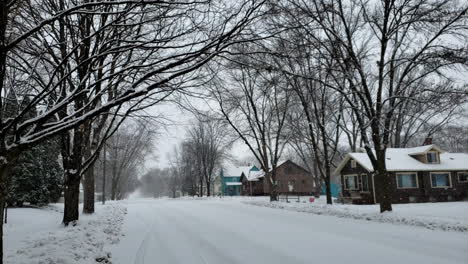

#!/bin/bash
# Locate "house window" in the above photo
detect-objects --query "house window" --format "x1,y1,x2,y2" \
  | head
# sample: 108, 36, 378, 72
288, 180, 295, 191
396, 173, 418, 189
344, 175, 358, 190
426, 152, 439, 164
430, 172, 451, 188
351, 160, 357, 168
458, 172, 468, 183
361, 174, 369, 191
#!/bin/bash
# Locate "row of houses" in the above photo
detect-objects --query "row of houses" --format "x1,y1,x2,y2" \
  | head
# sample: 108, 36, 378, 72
221, 143, 468, 204
221, 160, 315, 197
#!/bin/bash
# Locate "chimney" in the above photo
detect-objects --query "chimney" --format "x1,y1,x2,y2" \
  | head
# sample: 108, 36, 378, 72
423, 137, 433, 146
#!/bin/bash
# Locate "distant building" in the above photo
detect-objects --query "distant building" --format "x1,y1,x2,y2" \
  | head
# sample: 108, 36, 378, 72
241, 160, 315, 196
334, 144, 468, 204
221, 165, 259, 196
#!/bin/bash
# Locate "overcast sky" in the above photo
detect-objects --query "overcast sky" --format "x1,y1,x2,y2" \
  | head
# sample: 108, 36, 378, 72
142, 96, 251, 170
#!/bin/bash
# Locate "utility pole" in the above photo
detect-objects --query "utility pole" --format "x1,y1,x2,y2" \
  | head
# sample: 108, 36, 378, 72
102, 143, 106, 205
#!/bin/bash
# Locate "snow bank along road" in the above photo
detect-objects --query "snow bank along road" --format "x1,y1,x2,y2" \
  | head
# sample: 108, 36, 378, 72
5, 203, 125, 264
110, 199, 468, 264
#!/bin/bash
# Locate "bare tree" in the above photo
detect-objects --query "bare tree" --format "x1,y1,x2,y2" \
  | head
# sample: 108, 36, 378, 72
279, 0, 468, 212
0, 0, 265, 259
187, 116, 231, 196
105, 120, 156, 200
165, 141, 200, 196
410, 123, 468, 153
169, 142, 198, 196
277, 37, 344, 204
211, 52, 292, 201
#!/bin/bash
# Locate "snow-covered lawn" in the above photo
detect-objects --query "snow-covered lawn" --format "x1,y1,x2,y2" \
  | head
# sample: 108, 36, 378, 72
5, 203, 126, 264
244, 196, 468, 232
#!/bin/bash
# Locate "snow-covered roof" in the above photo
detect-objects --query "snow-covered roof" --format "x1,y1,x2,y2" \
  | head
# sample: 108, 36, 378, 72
335, 145, 468, 174
226, 182, 242, 186
405, 145, 444, 155
246, 170, 265, 181
223, 166, 252, 177
243, 160, 308, 182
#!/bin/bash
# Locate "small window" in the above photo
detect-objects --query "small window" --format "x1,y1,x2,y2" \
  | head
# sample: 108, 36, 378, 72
361, 174, 369, 191
458, 172, 468, 183
351, 160, 357, 168
396, 173, 418, 189
431, 172, 451, 188
302, 179, 306, 184
344, 175, 358, 190
426, 152, 439, 164
288, 180, 295, 191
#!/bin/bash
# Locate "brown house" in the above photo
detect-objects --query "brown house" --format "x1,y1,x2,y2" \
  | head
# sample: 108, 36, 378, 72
334, 145, 468, 204
241, 160, 315, 196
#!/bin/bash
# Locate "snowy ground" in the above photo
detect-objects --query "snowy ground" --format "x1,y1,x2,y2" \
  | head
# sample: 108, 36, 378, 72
244, 196, 468, 232
5, 203, 126, 264
5, 198, 468, 264
110, 198, 467, 264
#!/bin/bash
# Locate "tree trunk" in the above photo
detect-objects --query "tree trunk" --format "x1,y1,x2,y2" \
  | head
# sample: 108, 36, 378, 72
101, 144, 107, 204
0, 144, 16, 264
102, 150, 106, 204
0, 164, 8, 264
63, 171, 81, 225
324, 173, 332, 205
206, 180, 211, 197
82, 166, 95, 214
324, 163, 333, 205
111, 160, 118, 200
270, 185, 278, 201
0, 197, 3, 264
111, 177, 117, 200
269, 171, 278, 202
375, 162, 393, 212
198, 176, 203, 197
0, 2, 9, 260
313, 161, 321, 198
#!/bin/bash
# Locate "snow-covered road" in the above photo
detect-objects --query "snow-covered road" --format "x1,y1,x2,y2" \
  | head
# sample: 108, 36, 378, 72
110, 199, 468, 264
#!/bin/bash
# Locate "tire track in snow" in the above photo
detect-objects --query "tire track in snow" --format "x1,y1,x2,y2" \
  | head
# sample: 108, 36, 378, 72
133, 204, 181, 264
157, 203, 236, 264
133, 205, 157, 264
162, 202, 308, 264
133, 202, 208, 264
134, 230, 151, 264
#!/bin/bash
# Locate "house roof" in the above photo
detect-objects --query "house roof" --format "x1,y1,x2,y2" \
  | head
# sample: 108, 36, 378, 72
242, 160, 309, 182
223, 166, 252, 177
246, 170, 265, 181
334, 145, 468, 174
405, 145, 444, 155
